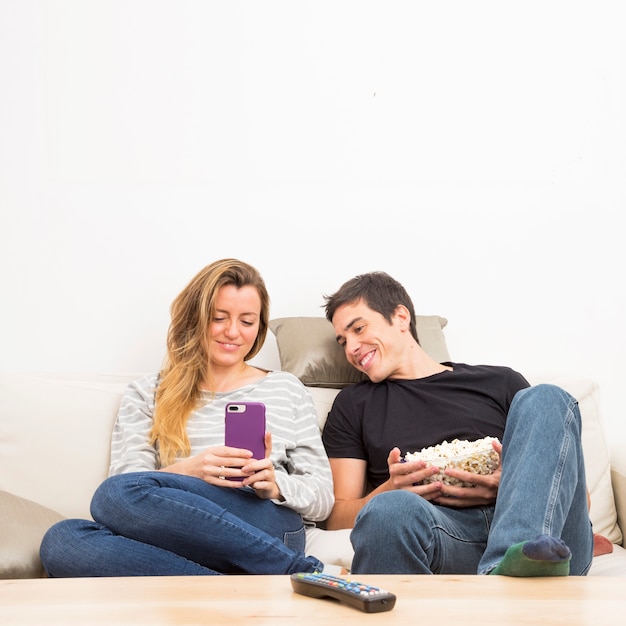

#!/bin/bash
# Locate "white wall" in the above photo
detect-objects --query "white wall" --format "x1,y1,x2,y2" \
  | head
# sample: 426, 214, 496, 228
1, 2, 625, 440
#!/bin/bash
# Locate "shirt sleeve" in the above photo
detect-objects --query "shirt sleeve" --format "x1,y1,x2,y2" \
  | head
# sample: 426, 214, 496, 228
502, 367, 532, 409
269, 375, 335, 523
321, 386, 367, 460
108, 375, 160, 476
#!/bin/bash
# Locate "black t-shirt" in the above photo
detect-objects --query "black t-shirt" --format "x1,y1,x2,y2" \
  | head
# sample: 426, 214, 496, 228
321, 362, 530, 490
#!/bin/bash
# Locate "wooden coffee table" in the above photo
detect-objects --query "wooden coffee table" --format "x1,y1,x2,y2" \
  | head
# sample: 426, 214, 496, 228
1, 574, 624, 624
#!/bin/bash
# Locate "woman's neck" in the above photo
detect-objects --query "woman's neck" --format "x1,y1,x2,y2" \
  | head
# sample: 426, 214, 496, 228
202, 363, 267, 393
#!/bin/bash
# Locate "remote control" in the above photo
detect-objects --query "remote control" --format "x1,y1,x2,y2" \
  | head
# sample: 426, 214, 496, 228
290, 572, 396, 613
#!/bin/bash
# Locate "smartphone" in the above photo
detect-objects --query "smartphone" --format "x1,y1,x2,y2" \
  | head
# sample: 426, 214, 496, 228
224, 402, 266, 480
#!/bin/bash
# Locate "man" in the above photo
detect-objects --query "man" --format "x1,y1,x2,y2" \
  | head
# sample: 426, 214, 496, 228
321, 271, 593, 576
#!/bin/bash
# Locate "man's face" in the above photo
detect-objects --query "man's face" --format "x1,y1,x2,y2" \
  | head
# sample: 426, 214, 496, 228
331, 299, 405, 383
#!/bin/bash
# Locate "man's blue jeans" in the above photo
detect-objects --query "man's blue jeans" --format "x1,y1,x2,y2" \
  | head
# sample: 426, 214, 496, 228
40, 472, 324, 576
350, 384, 594, 575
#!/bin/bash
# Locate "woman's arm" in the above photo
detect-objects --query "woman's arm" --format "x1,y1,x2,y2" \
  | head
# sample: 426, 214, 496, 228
269, 375, 335, 522
108, 375, 160, 475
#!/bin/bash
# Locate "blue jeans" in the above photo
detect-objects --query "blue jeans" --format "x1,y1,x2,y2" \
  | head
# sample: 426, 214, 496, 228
40, 472, 324, 577
350, 384, 594, 575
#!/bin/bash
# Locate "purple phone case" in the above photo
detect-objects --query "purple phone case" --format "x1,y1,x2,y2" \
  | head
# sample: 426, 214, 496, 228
225, 402, 266, 467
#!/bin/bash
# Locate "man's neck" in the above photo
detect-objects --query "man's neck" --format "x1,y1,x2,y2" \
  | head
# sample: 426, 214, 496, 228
391, 343, 453, 380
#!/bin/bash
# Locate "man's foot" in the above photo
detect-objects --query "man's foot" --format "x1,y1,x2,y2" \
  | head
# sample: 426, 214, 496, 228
489, 534, 571, 577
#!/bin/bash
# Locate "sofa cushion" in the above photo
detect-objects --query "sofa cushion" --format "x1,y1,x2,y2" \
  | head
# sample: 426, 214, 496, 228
0, 490, 64, 578
305, 526, 353, 570
269, 315, 449, 388
0, 372, 138, 519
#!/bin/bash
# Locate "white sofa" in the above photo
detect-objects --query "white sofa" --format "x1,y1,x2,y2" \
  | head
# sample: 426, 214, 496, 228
1, 316, 625, 578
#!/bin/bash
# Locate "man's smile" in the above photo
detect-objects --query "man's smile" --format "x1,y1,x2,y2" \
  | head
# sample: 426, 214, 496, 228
359, 350, 376, 369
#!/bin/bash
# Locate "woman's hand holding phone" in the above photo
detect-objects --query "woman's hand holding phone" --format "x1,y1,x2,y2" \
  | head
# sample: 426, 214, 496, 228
223, 402, 280, 499
160, 445, 254, 485
161, 402, 280, 497
240, 432, 281, 500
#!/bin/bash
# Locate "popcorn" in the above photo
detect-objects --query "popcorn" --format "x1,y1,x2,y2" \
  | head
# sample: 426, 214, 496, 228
404, 437, 500, 487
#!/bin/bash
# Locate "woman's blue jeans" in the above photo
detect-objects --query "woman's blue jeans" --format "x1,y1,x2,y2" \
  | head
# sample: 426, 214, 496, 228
350, 384, 594, 575
40, 472, 324, 577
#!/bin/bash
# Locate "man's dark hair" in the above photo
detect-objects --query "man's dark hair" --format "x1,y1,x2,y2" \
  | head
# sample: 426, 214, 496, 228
323, 271, 419, 343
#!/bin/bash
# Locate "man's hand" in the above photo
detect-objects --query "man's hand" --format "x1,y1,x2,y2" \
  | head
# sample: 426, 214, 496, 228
389, 439, 502, 508
387, 447, 444, 501
432, 438, 502, 508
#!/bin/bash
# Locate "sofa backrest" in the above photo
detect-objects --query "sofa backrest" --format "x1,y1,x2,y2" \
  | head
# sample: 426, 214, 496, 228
0, 372, 138, 519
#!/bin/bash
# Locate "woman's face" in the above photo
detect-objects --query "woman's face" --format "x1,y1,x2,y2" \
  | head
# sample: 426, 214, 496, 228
208, 284, 261, 369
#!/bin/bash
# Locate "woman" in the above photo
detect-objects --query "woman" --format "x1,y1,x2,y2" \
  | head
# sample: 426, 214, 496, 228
40, 259, 337, 576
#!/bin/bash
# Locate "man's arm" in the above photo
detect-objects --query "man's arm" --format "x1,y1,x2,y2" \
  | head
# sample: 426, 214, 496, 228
325, 448, 460, 529
324, 458, 368, 529
324, 458, 385, 529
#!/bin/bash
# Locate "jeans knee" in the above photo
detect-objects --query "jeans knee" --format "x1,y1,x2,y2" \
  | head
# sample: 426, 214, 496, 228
520, 383, 576, 405
512, 384, 579, 422
354, 491, 428, 535
90, 472, 146, 525
90, 472, 160, 522
516, 382, 570, 403
91, 475, 120, 520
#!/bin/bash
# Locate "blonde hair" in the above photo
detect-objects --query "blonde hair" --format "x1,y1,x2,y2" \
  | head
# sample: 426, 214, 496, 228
150, 259, 270, 466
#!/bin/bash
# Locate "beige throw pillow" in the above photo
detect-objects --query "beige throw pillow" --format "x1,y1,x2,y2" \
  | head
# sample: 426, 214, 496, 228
0, 490, 65, 579
269, 315, 449, 388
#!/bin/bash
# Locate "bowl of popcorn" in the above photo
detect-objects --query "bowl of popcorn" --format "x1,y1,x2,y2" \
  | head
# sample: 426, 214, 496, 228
404, 436, 500, 487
